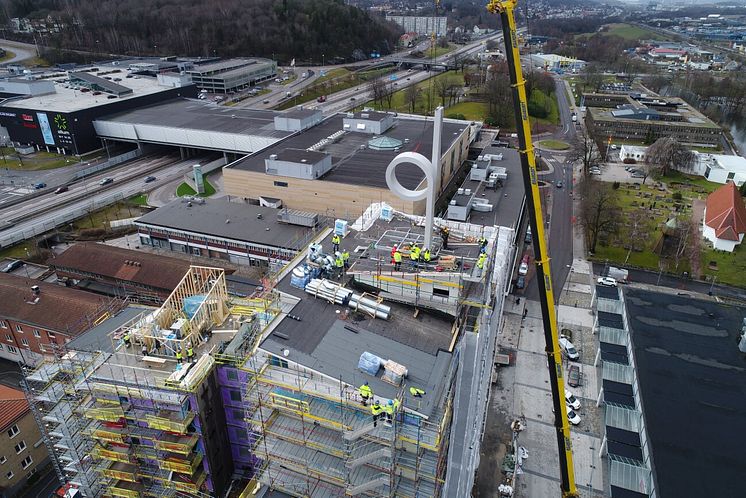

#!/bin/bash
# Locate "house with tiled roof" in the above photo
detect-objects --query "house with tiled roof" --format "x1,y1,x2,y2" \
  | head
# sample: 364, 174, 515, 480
703, 181, 746, 252
0, 384, 48, 496
0, 273, 121, 365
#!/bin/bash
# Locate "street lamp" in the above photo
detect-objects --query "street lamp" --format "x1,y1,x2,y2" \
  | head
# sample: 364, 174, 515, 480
322, 54, 325, 67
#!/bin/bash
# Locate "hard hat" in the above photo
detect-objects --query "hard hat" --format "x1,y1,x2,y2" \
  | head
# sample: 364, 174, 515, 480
364, 381, 369, 386
388, 400, 393, 406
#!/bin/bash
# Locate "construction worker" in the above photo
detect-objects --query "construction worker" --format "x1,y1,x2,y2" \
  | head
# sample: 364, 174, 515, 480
335, 253, 344, 278
441, 226, 449, 249
423, 248, 431, 263
331, 234, 341, 253
478, 235, 488, 251
358, 382, 373, 406
141, 344, 148, 357
409, 387, 426, 398
409, 244, 420, 267
393, 248, 402, 271
390, 244, 398, 264
175, 349, 183, 364
342, 249, 350, 269
187, 344, 195, 363
477, 252, 487, 271
371, 400, 384, 427
123, 332, 131, 348
384, 399, 400, 424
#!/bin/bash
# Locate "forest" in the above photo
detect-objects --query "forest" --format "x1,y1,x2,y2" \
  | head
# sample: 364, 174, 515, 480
0, 0, 402, 62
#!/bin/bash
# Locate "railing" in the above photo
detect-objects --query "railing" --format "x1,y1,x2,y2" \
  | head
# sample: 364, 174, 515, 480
84, 406, 125, 422
158, 453, 203, 475
72, 149, 143, 180
144, 412, 195, 434
153, 434, 199, 455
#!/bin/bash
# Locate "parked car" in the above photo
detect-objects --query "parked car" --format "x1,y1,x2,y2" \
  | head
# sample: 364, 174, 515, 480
597, 276, 617, 287
516, 275, 526, 289
565, 389, 581, 410
144, 176, 157, 183
34, 182, 47, 189
99, 177, 114, 186
590, 169, 601, 175
524, 226, 532, 244
566, 408, 582, 425
556, 181, 563, 188
350, 97, 356, 101
559, 335, 579, 361
2, 260, 23, 273
631, 172, 645, 178
54, 186, 68, 194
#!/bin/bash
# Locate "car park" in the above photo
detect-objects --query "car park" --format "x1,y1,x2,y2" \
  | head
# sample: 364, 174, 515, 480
566, 408, 582, 425
559, 335, 579, 361
144, 176, 157, 183
597, 276, 617, 287
565, 389, 581, 410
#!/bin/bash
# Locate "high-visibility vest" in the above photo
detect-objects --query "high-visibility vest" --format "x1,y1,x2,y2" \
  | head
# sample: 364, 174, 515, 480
332, 235, 341, 245
479, 236, 487, 246
176, 351, 183, 360
187, 347, 194, 357
477, 255, 487, 269
409, 387, 425, 396
371, 403, 383, 415
423, 250, 431, 262
358, 384, 372, 398
393, 251, 402, 263
384, 399, 400, 414
335, 257, 344, 268
123, 333, 130, 342
342, 251, 350, 261
410, 247, 420, 260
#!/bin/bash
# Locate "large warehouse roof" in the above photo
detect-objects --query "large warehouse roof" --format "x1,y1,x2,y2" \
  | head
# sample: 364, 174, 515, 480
94, 98, 295, 153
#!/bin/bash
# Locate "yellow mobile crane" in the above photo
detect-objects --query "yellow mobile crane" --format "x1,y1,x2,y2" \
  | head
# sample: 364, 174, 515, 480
486, 1, 579, 496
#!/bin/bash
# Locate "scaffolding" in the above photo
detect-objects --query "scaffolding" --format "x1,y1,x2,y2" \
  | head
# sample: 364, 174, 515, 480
239, 348, 455, 498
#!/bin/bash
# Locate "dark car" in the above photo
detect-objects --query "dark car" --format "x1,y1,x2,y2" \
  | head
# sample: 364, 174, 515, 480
34, 182, 47, 189
2, 260, 23, 273
556, 181, 563, 188
99, 177, 114, 186
516, 275, 526, 289
144, 176, 157, 183
54, 186, 69, 194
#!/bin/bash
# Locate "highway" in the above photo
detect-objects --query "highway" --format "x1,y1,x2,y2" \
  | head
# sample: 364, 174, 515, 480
0, 154, 207, 247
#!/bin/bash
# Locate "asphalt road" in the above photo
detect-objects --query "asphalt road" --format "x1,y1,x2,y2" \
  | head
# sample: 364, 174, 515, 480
0, 38, 36, 63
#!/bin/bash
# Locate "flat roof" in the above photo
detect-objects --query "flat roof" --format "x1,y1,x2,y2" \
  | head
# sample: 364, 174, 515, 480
229, 114, 470, 190
188, 58, 269, 74
625, 288, 746, 498
66, 305, 152, 353
260, 258, 456, 417
69, 71, 132, 95
97, 98, 292, 139
2, 69, 181, 113
135, 197, 314, 250
274, 148, 328, 164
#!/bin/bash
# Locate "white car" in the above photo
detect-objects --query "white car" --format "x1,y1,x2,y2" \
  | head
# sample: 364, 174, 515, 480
566, 408, 582, 425
559, 335, 579, 361
597, 276, 617, 287
518, 262, 528, 275
565, 389, 581, 410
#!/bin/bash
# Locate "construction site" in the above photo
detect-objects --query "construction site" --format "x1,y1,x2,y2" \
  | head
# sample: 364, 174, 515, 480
21, 201, 515, 498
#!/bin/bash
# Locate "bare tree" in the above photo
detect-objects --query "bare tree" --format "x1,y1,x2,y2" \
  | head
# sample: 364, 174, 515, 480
435, 77, 452, 107
639, 163, 652, 185
625, 209, 653, 263
367, 78, 386, 106
383, 80, 396, 108
404, 84, 419, 114
567, 131, 600, 177
646, 137, 695, 177
579, 179, 620, 254
582, 63, 604, 93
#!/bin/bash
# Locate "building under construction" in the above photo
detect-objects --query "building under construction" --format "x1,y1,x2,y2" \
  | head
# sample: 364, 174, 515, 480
22, 204, 515, 497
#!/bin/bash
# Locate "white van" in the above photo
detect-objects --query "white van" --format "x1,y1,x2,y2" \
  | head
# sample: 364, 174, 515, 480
559, 335, 579, 361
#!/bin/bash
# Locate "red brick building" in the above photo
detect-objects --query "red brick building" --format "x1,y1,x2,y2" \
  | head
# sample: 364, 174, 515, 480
0, 273, 117, 365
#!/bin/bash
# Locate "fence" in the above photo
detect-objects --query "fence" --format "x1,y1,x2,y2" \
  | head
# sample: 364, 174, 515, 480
72, 149, 143, 180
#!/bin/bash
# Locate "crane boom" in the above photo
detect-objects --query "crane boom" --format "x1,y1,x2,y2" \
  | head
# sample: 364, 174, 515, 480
486, 1, 579, 496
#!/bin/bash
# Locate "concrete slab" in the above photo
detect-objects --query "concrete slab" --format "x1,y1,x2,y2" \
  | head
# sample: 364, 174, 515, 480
566, 282, 592, 294
518, 323, 550, 355
570, 258, 591, 275
514, 384, 553, 424
514, 348, 551, 391
557, 305, 595, 328
516, 472, 561, 498
570, 431, 604, 492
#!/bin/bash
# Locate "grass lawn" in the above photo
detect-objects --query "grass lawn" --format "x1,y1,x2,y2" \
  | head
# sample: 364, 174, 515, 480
537, 139, 570, 150
601, 23, 670, 42
176, 178, 216, 197
316, 68, 350, 85
531, 91, 560, 126
445, 101, 489, 121
73, 202, 142, 230
428, 43, 457, 58
129, 194, 148, 206
366, 71, 466, 114
278, 67, 396, 110
280, 74, 298, 85
700, 246, 746, 287
0, 149, 85, 171
0, 243, 36, 261
660, 170, 720, 195
0, 49, 16, 63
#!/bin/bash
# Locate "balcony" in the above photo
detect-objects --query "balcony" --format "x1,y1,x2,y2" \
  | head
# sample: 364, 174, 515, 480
159, 453, 203, 475
144, 411, 195, 434
108, 480, 143, 498
101, 462, 138, 482
92, 445, 131, 464
85, 406, 125, 422
91, 427, 127, 444
153, 434, 199, 455
169, 469, 207, 493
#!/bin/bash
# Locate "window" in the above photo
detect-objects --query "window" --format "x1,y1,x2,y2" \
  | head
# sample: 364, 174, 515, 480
33, 330, 40, 338
5, 471, 13, 480
273, 181, 288, 187
14, 441, 26, 454
0, 320, 7, 328
0, 344, 3, 351
226, 369, 238, 381
432, 287, 450, 298
191, 247, 201, 256
15, 325, 22, 332
20, 456, 32, 469
6, 346, 17, 354
20, 338, 29, 347
47, 332, 55, 340
6, 426, 18, 439
229, 390, 241, 402
4, 334, 11, 341
0, 456, 6, 464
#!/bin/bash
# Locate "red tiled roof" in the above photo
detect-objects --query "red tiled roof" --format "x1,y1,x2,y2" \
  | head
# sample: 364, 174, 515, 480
0, 272, 108, 335
0, 384, 29, 431
705, 182, 746, 242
